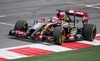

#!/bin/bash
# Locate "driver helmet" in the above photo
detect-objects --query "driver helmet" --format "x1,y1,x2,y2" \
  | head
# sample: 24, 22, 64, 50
51, 16, 59, 23
41, 17, 45, 23
58, 12, 66, 20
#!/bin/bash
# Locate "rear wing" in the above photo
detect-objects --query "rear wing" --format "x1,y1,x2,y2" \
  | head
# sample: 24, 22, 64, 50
57, 9, 88, 21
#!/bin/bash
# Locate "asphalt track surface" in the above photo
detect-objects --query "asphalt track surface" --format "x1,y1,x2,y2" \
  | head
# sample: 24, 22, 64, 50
0, 0, 100, 49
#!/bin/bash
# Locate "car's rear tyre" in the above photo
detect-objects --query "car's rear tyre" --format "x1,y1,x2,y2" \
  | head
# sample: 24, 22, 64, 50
82, 24, 96, 41
14, 20, 28, 32
53, 27, 65, 45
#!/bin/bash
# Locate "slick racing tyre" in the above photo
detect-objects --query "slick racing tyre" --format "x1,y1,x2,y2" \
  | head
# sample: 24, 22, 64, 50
53, 27, 65, 45
82, 24, 96, 41
14, 20, 28, 32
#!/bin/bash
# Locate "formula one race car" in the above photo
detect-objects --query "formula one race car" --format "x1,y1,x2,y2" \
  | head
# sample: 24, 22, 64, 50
9, 9, 96, 45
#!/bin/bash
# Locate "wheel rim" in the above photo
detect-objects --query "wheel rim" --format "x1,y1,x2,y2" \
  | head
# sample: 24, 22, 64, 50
22, 22, 28, 31
59, 28, 65, 44
91, 26, 96, 40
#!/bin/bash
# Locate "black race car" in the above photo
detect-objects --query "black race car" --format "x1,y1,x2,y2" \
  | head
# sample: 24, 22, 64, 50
9, 9, 96, 45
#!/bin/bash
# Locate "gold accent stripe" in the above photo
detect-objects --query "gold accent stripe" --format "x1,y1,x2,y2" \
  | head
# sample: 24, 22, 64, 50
67, 2, 87, 6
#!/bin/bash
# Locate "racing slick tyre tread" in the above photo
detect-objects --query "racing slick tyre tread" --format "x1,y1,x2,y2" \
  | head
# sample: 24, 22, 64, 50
53, 27, 65, 45
82, 24, 96, 41
14, 20, 28, 32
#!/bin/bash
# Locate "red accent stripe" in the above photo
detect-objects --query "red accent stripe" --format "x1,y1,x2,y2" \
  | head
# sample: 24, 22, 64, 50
8, 47, 53, 56
61, 42, 93, 50
0, 57, 7, 61
95, 36, 100, 40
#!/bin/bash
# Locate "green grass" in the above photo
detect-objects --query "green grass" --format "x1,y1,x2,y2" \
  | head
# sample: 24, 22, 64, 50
7, 45, 100, 61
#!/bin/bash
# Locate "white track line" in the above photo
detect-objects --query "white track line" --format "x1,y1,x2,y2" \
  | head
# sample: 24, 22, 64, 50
86, 5, 100, 9
67, 2, 100, 9
86, 3, 100, 9
89, 3, 100, 5
0, 22, 14, 26
0, 15, 6, 17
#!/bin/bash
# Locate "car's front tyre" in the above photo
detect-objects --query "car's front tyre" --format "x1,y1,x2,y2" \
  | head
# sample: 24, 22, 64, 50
14, 20, 28, 32
53, 27, 65, 45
